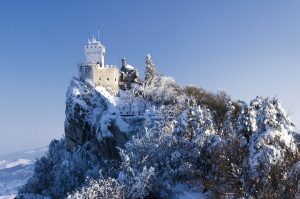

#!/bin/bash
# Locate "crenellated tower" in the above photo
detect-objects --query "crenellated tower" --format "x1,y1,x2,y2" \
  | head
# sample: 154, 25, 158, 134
78, 37, 119, 95
84, 36, 105, 67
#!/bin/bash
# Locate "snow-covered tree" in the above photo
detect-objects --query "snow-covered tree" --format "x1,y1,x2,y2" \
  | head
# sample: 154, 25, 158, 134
246, 97, 299, 198
140, 75, 180, 105
222, 95, 236, 138
175, 99, 216, 142
237, 99, 259, 145
67, 177, 124, 199
19, 139, 101, 198
144, 54, 157, 84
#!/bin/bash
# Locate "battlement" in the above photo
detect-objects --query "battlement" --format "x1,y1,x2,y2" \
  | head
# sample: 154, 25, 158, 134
105, 65, 117, 68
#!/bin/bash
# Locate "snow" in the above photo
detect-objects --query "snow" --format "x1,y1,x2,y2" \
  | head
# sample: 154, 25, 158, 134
95, 86, 117, 110
73, 98, 88, 109
0, 159, 33, 170
97, 111, 113, 141
125, 64, 135, 70
249, 128, 297, 177
115, 117, 131, 133
172, 183, 206, 199
175, 191, 206, 199
0, 195, 15, 199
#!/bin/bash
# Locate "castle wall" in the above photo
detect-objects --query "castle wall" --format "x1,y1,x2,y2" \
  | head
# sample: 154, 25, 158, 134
93, 66, 119, 95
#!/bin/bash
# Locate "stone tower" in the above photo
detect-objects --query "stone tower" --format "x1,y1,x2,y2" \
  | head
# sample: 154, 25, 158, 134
78, 37, 119, 95
84, 36, 105, 67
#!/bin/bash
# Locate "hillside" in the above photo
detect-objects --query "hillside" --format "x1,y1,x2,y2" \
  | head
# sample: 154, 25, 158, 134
17, 56, 300, 199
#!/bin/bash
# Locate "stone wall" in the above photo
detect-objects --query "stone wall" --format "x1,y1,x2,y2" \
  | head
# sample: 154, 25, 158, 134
93, 66, 119, 95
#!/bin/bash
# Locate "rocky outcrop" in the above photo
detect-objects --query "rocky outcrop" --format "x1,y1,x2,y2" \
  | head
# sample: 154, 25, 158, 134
64, 78, 144, 159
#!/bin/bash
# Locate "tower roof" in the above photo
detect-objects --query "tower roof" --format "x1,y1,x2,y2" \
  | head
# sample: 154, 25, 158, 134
88, 36, 102, 44
84, 35, 105, 64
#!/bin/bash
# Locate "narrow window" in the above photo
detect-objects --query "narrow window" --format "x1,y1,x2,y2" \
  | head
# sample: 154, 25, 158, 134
107, 78, 109, 81
115, 78, 117, 81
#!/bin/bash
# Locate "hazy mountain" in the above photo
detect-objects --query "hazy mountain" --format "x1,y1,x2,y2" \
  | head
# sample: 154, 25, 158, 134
0, 147, 47, 198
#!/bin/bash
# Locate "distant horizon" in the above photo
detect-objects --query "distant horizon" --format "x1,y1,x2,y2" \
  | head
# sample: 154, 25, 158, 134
0, 1, 300, 154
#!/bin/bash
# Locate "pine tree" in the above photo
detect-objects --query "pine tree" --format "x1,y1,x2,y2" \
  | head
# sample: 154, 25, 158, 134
237, 100, 258, 145
222, 95, 236, 138
246, 97, 299, 198
195, 105, 215, 138
175, 99, 216, 142
144, 54, 157, 84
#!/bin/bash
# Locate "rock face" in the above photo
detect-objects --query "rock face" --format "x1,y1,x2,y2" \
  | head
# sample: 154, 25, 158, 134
64, 78, 144, 159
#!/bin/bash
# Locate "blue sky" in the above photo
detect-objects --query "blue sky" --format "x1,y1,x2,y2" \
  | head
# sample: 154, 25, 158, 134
0, 1, 300, 154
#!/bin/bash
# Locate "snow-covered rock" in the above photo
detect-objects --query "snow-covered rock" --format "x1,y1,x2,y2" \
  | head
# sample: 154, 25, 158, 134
65, 77, 146, 159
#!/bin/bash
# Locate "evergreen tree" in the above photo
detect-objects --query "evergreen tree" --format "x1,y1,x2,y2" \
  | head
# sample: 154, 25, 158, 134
222, 95, 236, 138
237, 99, 259, 145
144, 54, 157, 84
175, 99, 216, 142
246, 97, 298, 198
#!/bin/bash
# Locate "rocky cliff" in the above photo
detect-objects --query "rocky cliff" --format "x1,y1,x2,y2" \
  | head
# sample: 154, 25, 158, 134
65, 78, 144, 159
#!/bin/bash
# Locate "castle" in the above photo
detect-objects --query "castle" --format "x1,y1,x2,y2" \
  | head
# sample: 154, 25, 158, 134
78, 37, 139, 95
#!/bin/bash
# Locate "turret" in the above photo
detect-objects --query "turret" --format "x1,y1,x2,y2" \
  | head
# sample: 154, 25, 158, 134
120, 58, 127, 73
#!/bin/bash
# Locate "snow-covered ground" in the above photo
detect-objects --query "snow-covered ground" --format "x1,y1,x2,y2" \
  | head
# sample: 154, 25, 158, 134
172, 183, 207, 199
0, 147, 47, 197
